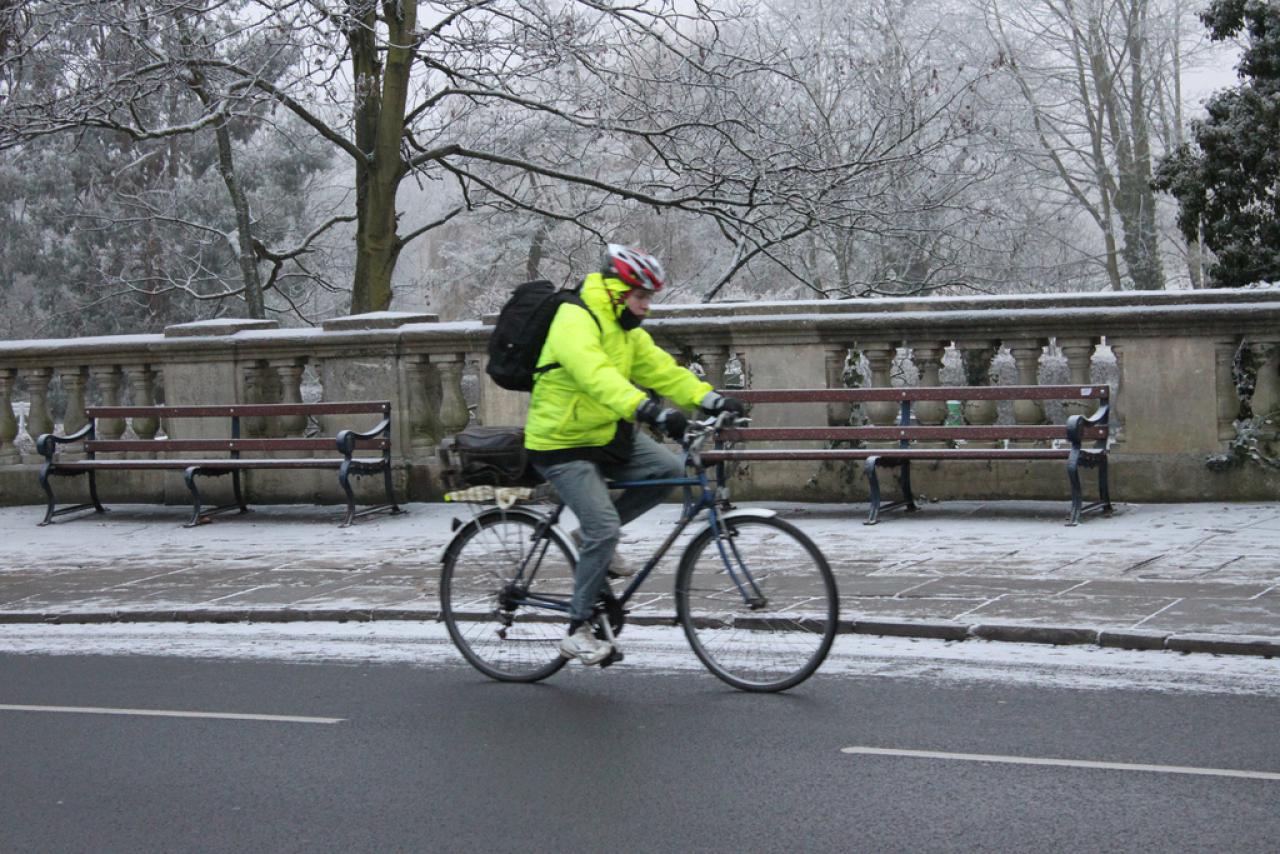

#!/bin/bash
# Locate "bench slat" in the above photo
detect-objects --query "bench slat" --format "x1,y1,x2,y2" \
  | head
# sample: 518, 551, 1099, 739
701, 448, 1099, 462
730, 385, 1109, 403
85, 402, 391, 418
720, 426, 1108, 442
84, 438, 389, 453
47, 458, 389, 471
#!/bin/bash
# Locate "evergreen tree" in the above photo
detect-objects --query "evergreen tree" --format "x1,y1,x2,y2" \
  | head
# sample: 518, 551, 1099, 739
1155, 0, 1280, 286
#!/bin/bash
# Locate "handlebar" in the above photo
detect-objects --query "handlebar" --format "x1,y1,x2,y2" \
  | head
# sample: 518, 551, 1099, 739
682, 410, 748, 457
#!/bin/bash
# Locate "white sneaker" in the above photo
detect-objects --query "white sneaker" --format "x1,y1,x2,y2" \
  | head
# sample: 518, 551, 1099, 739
570, 530, 637, 578
559, 625, 613, 665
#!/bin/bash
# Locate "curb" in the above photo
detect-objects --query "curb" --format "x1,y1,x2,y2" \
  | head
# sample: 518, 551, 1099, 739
1, 609, 1276, 659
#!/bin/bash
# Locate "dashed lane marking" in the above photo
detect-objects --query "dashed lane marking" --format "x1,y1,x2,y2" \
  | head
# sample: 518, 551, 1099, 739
841, 746, 1280, 781
0, 703, 343, 724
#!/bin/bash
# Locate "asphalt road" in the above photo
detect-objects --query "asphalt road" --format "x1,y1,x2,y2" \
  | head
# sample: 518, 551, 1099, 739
2, 654, 1277, 853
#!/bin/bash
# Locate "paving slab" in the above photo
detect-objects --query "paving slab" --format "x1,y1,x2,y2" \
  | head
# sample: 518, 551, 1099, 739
1, 500, 1278, 658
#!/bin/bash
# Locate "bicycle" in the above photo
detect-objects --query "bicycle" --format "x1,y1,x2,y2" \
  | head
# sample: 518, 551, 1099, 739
437, 413, 839, 693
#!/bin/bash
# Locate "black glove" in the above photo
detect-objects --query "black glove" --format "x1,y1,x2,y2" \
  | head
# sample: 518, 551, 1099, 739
636, 399, 689, 441
701, 391, 746, 417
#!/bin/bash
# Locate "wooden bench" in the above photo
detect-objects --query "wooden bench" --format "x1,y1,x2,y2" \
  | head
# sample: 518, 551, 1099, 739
36, 402, 403, 528
700, 385, 1112, 525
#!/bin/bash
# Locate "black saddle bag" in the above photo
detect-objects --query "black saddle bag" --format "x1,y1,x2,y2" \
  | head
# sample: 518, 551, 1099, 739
439, 426, 541, 488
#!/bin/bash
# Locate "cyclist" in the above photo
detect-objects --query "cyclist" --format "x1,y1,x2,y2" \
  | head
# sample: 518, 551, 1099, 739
525, 244, 745, 665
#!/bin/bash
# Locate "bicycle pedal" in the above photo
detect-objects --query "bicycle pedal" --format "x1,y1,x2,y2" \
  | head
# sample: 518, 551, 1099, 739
598, 649, 624, 668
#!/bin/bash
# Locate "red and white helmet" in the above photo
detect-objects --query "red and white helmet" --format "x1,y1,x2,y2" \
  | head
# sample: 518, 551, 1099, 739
603, 244, 668, 292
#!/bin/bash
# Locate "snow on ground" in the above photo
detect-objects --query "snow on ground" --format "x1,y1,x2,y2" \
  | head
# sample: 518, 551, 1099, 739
1, 621, 1277, 697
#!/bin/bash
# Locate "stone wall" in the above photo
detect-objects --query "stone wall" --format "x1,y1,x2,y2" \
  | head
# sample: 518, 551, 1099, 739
2, 288, 1278, 508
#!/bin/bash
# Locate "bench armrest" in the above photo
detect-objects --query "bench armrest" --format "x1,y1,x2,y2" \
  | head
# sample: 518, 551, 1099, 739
36, 423, 95, 459
335, 418, 391, 456
1066, 404, 1109, 448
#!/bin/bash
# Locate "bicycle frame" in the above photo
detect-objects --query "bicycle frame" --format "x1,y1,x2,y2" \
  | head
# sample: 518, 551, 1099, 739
500, 416, 758, 617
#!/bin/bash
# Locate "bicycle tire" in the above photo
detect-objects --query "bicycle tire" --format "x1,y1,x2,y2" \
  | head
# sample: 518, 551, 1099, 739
675, 514, 838, 692
440, 509, 574, 682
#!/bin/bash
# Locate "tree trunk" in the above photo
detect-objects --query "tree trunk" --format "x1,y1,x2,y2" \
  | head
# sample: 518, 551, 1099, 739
348, 0, 417, 315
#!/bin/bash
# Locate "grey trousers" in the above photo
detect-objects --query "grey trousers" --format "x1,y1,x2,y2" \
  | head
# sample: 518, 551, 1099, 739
532, 430, 683, 621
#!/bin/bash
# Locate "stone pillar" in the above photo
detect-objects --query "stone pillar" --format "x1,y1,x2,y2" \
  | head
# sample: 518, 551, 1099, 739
89, 366, 125, 441
21, 367, 54, 462
1006, 339, 1048, 443
432, 353, 470, 437
0, 369, 19, 464
860, 343, 898, 428
270, 359, 308, 439
241, 362, 269, 439
1058, 337, 1099, 421
403, 354, 442, 459
1214, 339, 1242, 442
123, 364, 159, 440
1107, 341, 1127, 445
956, 340, 998, 447
823, 345, 852, 427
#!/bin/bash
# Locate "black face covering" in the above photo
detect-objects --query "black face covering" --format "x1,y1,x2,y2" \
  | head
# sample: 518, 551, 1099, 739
618, 307, 644, 330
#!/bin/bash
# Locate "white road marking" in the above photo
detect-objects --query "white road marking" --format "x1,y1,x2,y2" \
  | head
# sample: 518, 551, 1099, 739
0, 703, 343, 724
840, 746, 1280, 781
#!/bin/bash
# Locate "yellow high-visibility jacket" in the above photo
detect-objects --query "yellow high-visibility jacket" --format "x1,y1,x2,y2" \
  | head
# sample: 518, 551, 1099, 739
524, 272, 712, 453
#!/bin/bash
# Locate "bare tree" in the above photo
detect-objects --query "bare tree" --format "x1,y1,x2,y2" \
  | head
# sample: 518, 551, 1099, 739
983, 0, 1203, 291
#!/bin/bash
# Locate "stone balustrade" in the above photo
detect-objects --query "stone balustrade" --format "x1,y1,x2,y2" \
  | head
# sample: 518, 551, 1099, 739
2, 288, 1279, 506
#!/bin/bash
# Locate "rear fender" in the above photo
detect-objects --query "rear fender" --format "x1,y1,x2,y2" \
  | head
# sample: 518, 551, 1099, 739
440, 505, 570, 564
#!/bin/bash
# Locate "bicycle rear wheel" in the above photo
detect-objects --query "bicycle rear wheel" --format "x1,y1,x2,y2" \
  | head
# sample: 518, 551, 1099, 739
440, 509, 574, 682
675, 514, 838, 692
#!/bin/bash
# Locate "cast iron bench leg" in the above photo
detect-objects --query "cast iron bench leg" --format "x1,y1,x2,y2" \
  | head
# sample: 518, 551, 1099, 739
338, 459, 357, 527
183, 466, 205, 528
1098, 455, 1113, 516
382, 464, 404, 516
231, 470, 249, 514
863, 456, 882, 525
1066, 450, 1083, 526
38, 463, 57, 526
898, 459, 919, 513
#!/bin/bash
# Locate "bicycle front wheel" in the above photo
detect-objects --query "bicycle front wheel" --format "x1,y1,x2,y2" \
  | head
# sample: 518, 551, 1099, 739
675, 514, 838, 692
440, 510, 575, 682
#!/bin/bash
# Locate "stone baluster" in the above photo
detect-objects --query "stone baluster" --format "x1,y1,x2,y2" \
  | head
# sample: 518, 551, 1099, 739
58, 366, 89, 434
1214, 338, 1242, 442
909, 342, 947, 447
1058, 337, 1100, 421
21, 367, 54, 462
860, 343, 897, 416
0, 369, 19, 464
955, 340, 998, 447
56, 366, 90, 460
241, 362, 269, 439
1006, 338, 1048, 445
88, 366, 124, 457
403, 355, 442, 459
823, 346, 853, 427
697, 347, 731, 390
123, 365, 159, 441
271, 359, 308, 440
433, 354, 471, 437
1249, 340, 1280, 419
860, 343, 899, 447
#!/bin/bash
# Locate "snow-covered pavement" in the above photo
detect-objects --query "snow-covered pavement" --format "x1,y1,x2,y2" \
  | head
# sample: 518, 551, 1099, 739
0, 499, 1277, 658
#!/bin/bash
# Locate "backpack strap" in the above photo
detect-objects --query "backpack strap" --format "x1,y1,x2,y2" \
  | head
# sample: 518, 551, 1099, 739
534, 293, 602, 380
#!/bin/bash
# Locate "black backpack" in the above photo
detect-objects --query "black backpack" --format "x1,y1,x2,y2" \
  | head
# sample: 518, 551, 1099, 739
486, 280, 601, 391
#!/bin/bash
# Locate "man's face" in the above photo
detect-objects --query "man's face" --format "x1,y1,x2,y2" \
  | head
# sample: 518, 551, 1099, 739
622, 287, 653, 317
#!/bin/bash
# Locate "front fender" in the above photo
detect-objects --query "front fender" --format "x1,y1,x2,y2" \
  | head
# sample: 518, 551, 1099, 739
685, 506, 777, 544
439, 505, 571, 564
